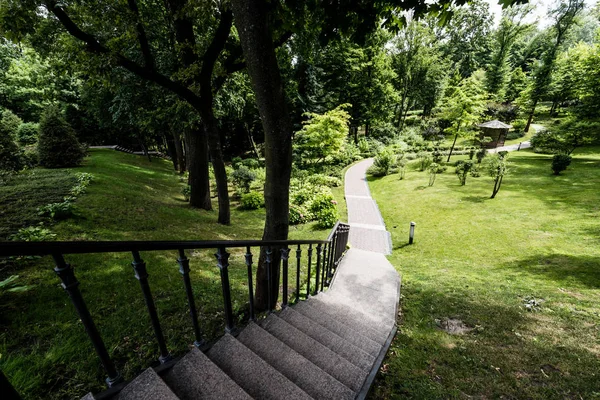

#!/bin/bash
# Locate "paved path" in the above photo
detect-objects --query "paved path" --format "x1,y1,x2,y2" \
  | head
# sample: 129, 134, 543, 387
487, 123, 546, 154
344, 159, 392, 255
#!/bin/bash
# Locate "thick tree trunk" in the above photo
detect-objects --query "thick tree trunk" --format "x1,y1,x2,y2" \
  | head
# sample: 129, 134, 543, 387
185, 128, 212, 210
232, 0, 293, 311
172, 130, 186, 173
165, 133, 178, 171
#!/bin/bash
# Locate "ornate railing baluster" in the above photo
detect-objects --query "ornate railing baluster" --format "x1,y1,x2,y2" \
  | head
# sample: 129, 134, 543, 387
321, 241, 328, 292
245, 246, 255, 321
281, 247, 290, 307
306, 244, 313, 297
266, 246, 273, 311
215, 247, 235, 333
295, 245, 301, 303
52, 253, 123, 387
315, 244, 322, 296
131, 251, 172, 363
327, 234, 336, 285
177, 249, 205, 349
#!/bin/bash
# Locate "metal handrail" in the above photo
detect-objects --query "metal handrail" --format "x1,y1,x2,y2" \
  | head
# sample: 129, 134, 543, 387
1, 221, 351, 397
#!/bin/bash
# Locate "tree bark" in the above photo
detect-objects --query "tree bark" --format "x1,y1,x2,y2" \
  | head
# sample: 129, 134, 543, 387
203, 114, 231, 225
524, 99, 538, 133
231, 0, 293, 311
447, 129, 460, 162
165, 132, 178, 171
185, 127, 212, 210
172, 130, 185, 173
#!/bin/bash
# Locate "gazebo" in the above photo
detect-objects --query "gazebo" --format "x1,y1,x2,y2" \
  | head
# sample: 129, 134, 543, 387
477, 120, 512, 148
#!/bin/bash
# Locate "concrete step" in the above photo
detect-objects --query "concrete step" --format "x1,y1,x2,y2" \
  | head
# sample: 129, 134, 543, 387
320, 290, 396, 328
117, 368, 179, 400
305, 296, 389, 345
237, 322, 355, 400
207, 333, 312, 400
311, 293, 394, 339
163, 347, 251, 400
260, 313, 366, 392
293, 300, 381, 357
279, 307, 375, 371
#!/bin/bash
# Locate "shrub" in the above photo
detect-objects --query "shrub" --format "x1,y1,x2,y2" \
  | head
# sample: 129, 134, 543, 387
38, 201, 74, 220
240, 158, 261, 170
289, 205, 308, 225
1, 109, 22, 138
182, 185, 191, 201
398, 158, 408, 180
431, 148, 443, 163
16, 122, 39, 144
0, 112, 23, 172
307, 174, 342, 188
476, 148, 487, 163
10, 225, 56, 241
37, 106, 86, 168
371, 148, 396, 176
506, 131, 525, 141
455, 160, 474, 185
427, 163, 446, 186
231, 156, 243, 169
309, 192, 337, 215
232, 166, 257, 194
511, 119, 528, 133
417, 151, 433, 171
315, 207, 338, 229
240, 191, 264, 210
551, 154, 572, 175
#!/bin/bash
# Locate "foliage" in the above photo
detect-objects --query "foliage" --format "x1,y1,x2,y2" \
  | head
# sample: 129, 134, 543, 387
455, 160, 474, 185
232, 166, 257, 194
37, 107, 85, 168
307, 174, 342, 188
531, 119, 599, 155
476, 148, 488, 163
427, 162, 446, 186
37, 200, 74, 221
368, 148, 397, 177
0, 119, 23, 172
551, 154, 572, 175
10, 225, 56, 241
398, 158, 408, 180
289, 205, 309, 225
309, 192, 338, 229
0, 275, 31, 294
16, 122, 38, 144
1, 109, 22, 138
294, 104, 351, 167
417, 151, 433, 171
483, 151, 510, 198
240, 191, 264, 210
182, 185, 191, 202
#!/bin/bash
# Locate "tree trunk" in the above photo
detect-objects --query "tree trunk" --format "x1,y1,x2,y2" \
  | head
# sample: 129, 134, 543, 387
447, 131, 459, 162
203, 115, 231, 225
524, 99, 538, 133
165, 133, 178, 171
185, 127, 212, 210
232, 0, 293, 311
172, 130, 186, 173
365, 121, 370, 137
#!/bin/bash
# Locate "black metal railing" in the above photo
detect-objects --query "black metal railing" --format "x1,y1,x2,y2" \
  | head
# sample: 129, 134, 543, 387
0, 221, 350, 395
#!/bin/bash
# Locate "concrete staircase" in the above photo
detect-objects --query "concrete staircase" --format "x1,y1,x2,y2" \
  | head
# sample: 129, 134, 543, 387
82, 248, 400, 400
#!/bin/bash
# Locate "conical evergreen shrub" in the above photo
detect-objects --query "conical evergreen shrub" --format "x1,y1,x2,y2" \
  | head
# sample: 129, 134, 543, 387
0, 110, 23, 172
38, 106, 85, 168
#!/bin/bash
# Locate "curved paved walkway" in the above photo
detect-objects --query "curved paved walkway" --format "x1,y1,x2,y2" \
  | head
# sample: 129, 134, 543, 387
344, 159, 392, 255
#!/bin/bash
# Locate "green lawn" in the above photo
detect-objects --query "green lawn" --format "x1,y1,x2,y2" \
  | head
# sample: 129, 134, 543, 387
0, 149, 334, 399
368, 147, 600, 399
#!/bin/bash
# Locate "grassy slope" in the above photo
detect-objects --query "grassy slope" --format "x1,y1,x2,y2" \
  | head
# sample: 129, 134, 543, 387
368, 147, 600, 399
0, 149, 333, 399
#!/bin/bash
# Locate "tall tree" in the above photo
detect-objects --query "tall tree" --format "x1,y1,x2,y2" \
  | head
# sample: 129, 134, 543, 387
524, 0, 585, 132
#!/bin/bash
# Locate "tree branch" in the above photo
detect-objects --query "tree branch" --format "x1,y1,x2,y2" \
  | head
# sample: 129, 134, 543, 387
45, 1, 203, 109
127, 0, 155, 70
200, 8, 233, 99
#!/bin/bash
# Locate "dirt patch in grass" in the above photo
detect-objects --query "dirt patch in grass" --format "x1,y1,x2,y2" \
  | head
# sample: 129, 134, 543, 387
436, 318, 473, 335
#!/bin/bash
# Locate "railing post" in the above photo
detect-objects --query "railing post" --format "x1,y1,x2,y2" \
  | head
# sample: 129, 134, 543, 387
315, 244, 322, 296
215, 247, 235, 333
52, 253, 123, 388
295, 245, 301, 303
131, 251, 172, 363
245, 246, 255, 321
266, 246, 273, 312
281, 247, 290, 307
177, 249, 205, 349
321, 241, 328, 292
306, 244, 313, 298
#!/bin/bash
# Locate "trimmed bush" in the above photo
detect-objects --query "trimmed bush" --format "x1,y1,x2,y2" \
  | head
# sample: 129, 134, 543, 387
17, 122, 39, 144
551, 154, 572, 175
37, 107, 85, 168
307, 174, 342, 188
309, 192, 338, 229
232, 166, 257, 193
289, 205, 308, 225
1, 109, 22, 138
240, 191, 264, 210
0, 113, 23, 172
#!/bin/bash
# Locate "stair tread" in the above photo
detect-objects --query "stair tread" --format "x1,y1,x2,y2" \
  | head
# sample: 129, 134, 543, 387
237, 322, 355, 400
207, 333, 313, 400
279, 307, 375, 371
293, 301, 381, 357
308, 295, 392, 343
164, 347, 251, 400
261, 314, 367, 392
319, 291, 396, 329
118, 368, 178, 400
